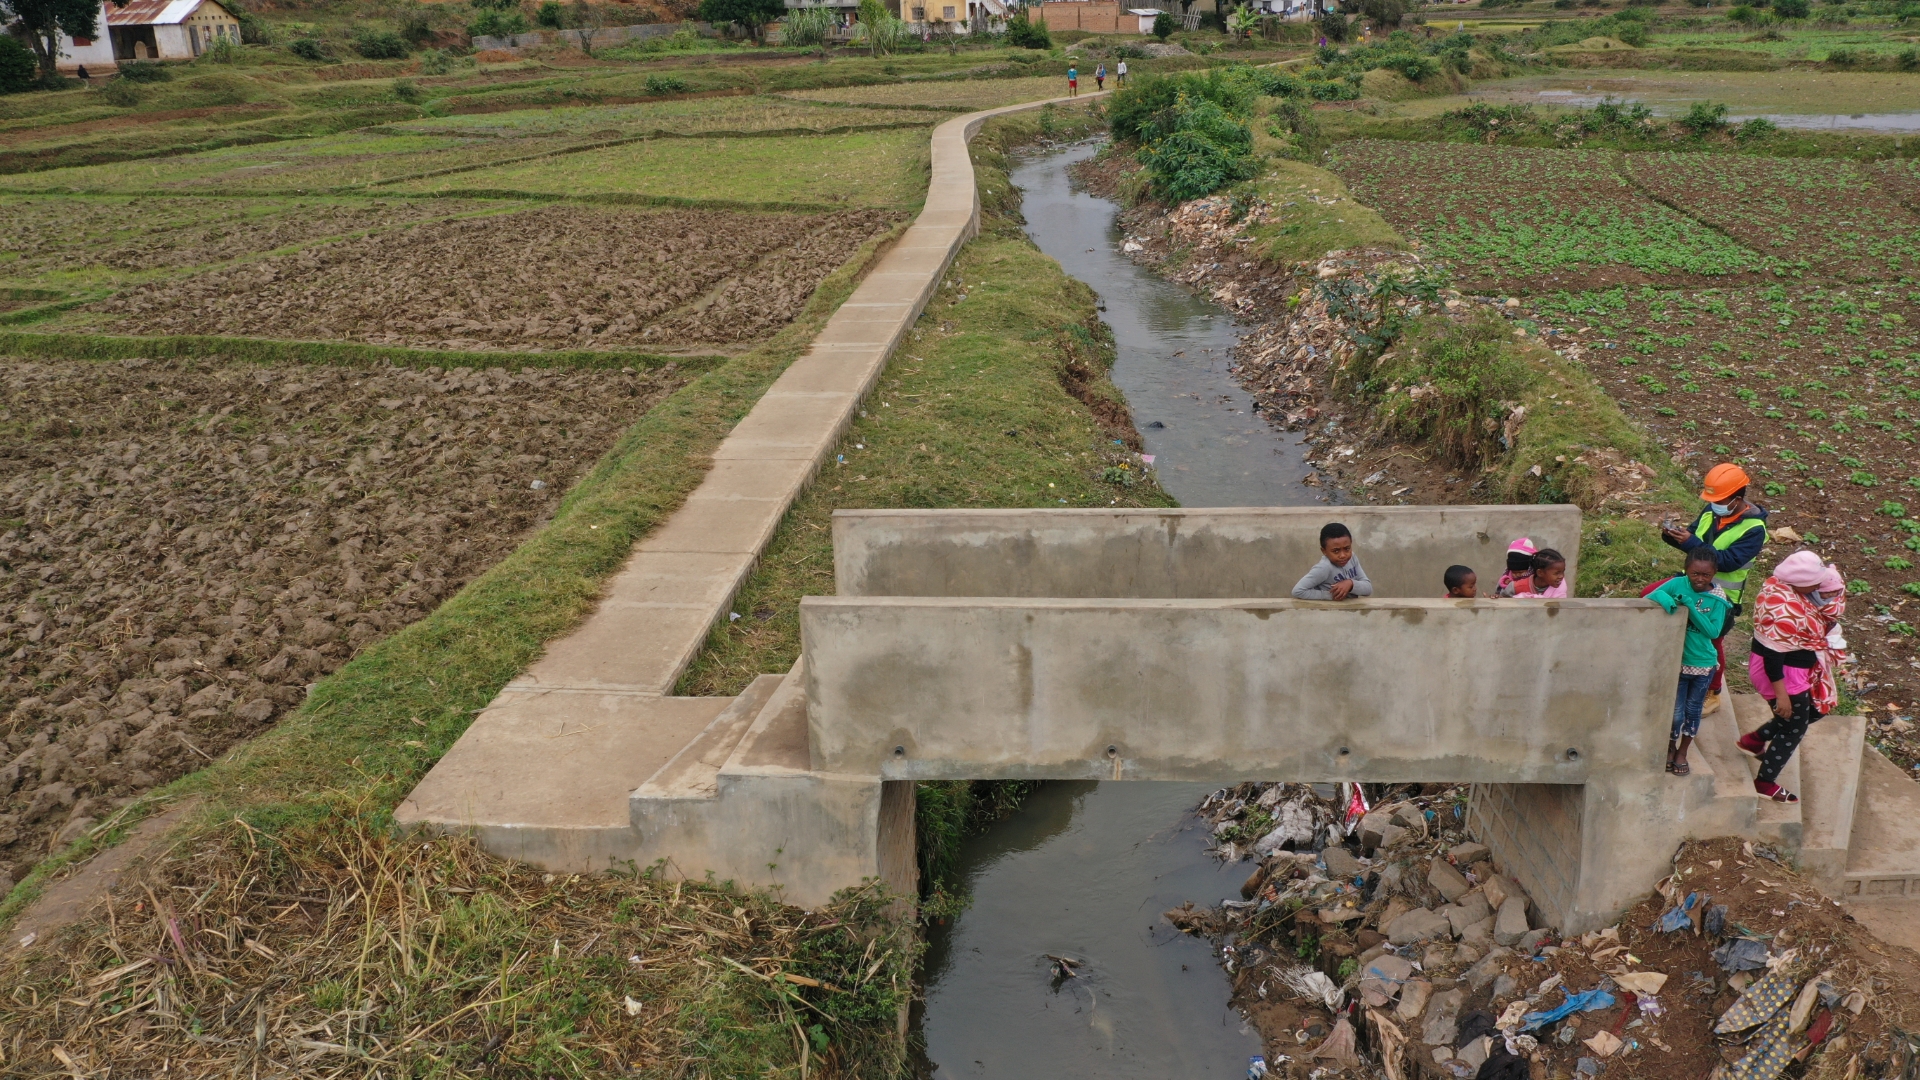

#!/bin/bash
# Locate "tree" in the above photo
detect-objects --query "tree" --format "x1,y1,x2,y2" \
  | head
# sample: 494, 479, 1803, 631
536, 1, 564, 27
699, 0, 784, 40
1007, 8, 1051, 45
1226, 3, 1258, 37
0, 35, 35, 91
1151, 10, 1174, 37
2, 0, 120, 80
568, 0, 606, 52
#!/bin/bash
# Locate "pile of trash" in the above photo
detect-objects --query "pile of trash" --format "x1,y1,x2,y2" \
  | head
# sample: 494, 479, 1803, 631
1168, 797, 1906, 1080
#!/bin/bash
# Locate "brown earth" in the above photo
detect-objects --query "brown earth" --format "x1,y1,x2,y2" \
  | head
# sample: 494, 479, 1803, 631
81, 204, 905, 351
0, 355, 685, 889
0, 196, 495, 277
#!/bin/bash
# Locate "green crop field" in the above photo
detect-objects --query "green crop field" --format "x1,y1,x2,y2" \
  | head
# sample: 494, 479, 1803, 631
1328, 140, 1765, 291
385, 127, 931, 206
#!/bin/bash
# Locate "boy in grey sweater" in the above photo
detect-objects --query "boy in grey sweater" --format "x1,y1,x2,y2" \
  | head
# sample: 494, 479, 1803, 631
1292, 522, 1374, 601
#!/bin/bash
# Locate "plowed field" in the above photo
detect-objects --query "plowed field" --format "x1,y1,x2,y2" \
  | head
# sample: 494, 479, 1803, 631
0, 356, 685, 886
76, 205, 904, 351
0, 196, 503, 288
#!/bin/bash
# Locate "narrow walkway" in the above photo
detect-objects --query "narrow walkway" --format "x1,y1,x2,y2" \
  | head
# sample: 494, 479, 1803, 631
397, 91, 1106, 855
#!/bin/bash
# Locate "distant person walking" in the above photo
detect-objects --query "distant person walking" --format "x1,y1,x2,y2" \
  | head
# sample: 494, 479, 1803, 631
1661, 463, 1769, 717
1095, 62, 1106, 90
1116, 59, 1128, 85
1067, 64, 1078, 96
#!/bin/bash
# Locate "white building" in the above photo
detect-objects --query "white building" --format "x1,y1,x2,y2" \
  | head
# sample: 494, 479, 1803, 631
50, 0, 242, 71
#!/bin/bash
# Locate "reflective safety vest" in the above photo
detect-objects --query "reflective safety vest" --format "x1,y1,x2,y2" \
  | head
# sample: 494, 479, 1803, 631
1693, 507, 1766, 604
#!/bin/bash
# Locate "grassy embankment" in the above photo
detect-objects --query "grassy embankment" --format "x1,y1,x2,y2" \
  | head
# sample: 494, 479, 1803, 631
0, 209, 917, 1077
674, 104, 1176, 887
1196, 103, 1697, 594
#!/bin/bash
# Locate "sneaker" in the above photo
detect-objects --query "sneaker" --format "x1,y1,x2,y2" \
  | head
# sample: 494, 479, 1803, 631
1736, 731, 1766, 757
1701, 691, 1722, 716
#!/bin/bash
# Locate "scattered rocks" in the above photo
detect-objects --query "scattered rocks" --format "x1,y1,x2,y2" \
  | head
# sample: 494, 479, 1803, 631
1494, 896, 1533, 947
1428, 858, 1471, 902
1387, 905, 1453, 946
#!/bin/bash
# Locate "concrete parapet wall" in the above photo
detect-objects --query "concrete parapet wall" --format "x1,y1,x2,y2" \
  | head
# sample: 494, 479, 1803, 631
831, 506, 1582, 600
800, 595, 1683, 782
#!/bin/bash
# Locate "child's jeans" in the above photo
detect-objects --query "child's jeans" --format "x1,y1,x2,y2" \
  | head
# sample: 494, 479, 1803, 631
1672, 671, 1713, 740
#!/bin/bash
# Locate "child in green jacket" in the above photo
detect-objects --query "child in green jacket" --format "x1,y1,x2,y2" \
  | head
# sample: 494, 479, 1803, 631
1648, 547, 1736, 776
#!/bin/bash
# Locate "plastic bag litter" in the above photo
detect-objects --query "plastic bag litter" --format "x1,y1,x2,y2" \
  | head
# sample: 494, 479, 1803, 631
1712, 938, 1771, 973
1704, 904, 1729, 938
1279, 964, 1345, 1010
1656, 892, 1701, 932
1522, 988, 1617, 1031
1254, 798, 1322, 855
1574, 1056, 1602, 1079
1313, 1017, 1361, 1067
1248, 1056, 1269, 1079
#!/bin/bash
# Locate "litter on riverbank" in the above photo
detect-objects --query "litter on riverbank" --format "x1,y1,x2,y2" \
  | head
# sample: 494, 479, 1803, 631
1173, 786, 1920, 1080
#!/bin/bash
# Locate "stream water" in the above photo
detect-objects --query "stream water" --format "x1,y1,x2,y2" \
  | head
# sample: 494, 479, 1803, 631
914, 140, 1316, 1077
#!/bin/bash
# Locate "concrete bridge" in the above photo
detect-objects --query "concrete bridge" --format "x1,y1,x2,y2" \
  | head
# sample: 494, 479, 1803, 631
405, 503, 1917, 935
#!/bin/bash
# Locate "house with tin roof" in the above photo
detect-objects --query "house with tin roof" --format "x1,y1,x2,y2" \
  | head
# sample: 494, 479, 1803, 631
52, 0, 242, 71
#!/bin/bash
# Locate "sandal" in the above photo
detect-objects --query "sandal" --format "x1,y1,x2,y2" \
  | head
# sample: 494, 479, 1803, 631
1737, 732, 1767, 757
1671, 760, 1691, 776
1755, 781, 1799, 803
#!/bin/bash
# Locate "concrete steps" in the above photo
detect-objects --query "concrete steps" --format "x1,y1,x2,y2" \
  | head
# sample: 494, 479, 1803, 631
1842, 744, 1920, 900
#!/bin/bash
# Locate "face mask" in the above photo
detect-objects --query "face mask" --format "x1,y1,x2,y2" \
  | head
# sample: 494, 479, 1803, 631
1708, 501, 1733, 516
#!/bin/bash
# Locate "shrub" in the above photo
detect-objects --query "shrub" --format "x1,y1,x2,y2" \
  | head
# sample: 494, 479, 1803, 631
1825, 46, 1856, 64
1361, 0, 1407, 25
644, 72, 690, 93
1773, 0, 1809, 15
1728, 4, 1756, 19
1318, 11, 1350, 39
1901, 46, 1920, 68
354, 29, 411, 57
417, 47, 454, 73
236, 9, 274, 43
1152, 10, 1175, 36
783, 5, 835, 46
99, 78, 141, 105
467, 8, 530, 36
392, 77, 421, 102
537, 0, 564, 26
1369, 317, 1536, 466
1680, 100, 1729, 133
288, 36, 329, 60
1138, 96, 1257, 202
116, 59, 171, 81
1006, 10, 1051, 46
1734, 115, 1777, 140
1107, 69, 1256, 142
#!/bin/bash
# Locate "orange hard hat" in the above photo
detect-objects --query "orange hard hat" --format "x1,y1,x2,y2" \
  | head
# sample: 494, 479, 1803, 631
1701, 463, 1750, 503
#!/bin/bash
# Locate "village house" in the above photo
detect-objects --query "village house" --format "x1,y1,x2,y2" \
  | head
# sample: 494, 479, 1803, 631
50, 0, 243, 72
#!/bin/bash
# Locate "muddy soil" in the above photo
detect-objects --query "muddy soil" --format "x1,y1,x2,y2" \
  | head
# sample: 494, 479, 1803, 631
0, 355, 684, 887
81, 205, 904, 352
0, 197, 495, 278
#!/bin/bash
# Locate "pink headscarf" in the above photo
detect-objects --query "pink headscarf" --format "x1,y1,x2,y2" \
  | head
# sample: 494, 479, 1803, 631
1772, 549, 1828, 588
1818, 566, 1845, 594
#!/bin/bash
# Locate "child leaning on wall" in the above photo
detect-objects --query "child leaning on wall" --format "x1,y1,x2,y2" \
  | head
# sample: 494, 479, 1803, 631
1515, 548, 1569, 599
1646, 547, 1735, 777
1292, 523, 1373, 601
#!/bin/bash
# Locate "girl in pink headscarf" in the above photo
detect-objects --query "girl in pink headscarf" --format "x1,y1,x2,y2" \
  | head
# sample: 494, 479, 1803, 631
1738, 549, 1848, 803
1494, 537, 1536, 598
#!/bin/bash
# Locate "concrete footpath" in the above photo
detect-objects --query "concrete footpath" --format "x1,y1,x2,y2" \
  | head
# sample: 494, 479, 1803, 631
396, 92, 1106, 857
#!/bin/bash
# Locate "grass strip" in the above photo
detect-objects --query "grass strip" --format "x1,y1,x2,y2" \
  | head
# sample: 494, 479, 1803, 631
0, 328, 724, 372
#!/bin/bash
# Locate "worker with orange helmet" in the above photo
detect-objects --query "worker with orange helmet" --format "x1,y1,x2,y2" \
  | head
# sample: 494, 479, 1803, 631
1661, 462, 1770, 715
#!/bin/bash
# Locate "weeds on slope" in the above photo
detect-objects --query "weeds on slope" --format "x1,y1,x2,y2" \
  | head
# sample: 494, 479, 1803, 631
0, 800, 917, 1078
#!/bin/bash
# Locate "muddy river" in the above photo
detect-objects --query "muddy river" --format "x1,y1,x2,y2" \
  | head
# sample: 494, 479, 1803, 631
914, 140, 1316, 1077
